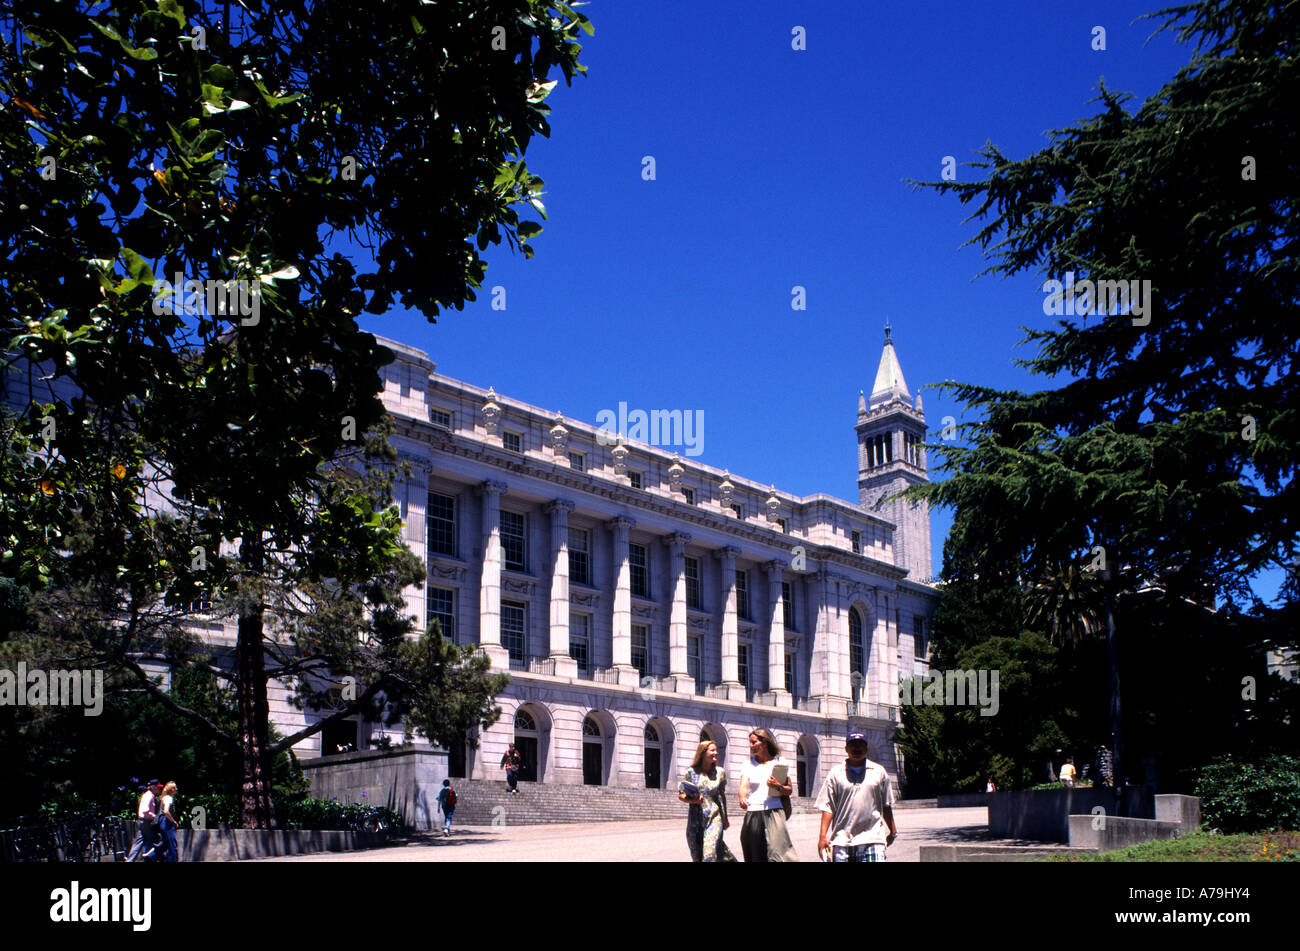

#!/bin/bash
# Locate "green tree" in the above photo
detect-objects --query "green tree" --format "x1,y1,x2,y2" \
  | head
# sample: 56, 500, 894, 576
2, 0, 590, 826
910, 0, 1299, 784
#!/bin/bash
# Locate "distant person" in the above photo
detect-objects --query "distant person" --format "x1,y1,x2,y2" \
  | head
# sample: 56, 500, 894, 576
1060, 758, 1077, 789
500, 744, 521, 794
436, 778, 457, 836
815, 731, 897, 862
738, 728, 798, 862
159, 782, 180, 862
679, 740, 735, 862
986, 779, 996, 793
126, 780, 163, 862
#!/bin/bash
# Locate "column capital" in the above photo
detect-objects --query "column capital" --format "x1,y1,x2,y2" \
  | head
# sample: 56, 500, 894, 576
480, 479, 508, 497
766, 559, 786, 576
544, 498, 576, 515
606, 515, 636, 531
666, 532, 692, 551
714, 545, 742, 561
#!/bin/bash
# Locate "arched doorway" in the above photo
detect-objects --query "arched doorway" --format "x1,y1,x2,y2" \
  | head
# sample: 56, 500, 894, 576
644, 722, 663, 789
582, 710, 617, 786
514, 707, 541, 782
699, 722, 728, 772
796, 735, 819, 797
582, 715, 603, 785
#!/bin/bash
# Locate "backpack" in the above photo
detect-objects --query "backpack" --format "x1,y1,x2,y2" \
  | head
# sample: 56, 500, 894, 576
445, 786, 458, 809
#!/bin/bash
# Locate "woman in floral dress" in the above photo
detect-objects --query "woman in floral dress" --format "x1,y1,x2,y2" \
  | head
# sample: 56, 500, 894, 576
680, 740, 736, 862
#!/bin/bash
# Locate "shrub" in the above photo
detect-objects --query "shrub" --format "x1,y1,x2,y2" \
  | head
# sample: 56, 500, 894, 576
1195, 754, 1300, 834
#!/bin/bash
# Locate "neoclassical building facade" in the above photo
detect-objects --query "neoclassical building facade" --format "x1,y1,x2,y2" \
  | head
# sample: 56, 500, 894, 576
317, 330, 941, 797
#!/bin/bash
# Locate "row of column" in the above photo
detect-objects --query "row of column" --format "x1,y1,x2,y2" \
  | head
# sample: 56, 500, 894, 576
472, 479, 887, 705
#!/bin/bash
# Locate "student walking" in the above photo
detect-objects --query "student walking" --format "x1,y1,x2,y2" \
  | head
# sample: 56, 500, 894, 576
679, 740, 736, 862
126, 780, 163, 862
436, 779, 457, 836
158, 782, 180, 862
737, 728, 799, 862
1060, 758, 1077, 788
815, 731, 897, 862
500, 744, 521, 794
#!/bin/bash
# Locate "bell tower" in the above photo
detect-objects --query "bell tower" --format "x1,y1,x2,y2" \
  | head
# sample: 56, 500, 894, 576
856, 324, 931, 581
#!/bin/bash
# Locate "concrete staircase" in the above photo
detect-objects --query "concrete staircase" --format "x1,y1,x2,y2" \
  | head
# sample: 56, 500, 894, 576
445, 779, 825, 826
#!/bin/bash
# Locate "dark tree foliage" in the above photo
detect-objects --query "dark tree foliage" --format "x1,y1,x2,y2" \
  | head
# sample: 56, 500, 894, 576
2, 0, 589, 825
900, 0, 1298, 790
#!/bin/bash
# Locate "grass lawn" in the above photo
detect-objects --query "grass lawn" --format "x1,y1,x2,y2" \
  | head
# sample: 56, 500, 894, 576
1034, 830, 1300, 862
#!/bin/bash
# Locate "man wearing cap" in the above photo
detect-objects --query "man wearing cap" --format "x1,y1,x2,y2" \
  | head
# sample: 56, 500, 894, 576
126, 780, 164, 862
814, 731, 898, 862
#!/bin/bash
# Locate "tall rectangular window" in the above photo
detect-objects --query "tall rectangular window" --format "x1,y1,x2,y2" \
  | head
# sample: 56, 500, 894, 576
568, 527, 591, 586
784, 651, 796, 694
570, 612, 590, 676
502, 431, 521, 453
730, 503, 743, 519
687, 635, 702, 692
629, 543, 649, 598
851, 530, 862, 554
776, 516, 788, 533
685, 557, 702, 610
682, 487, 695, 505
914, 615, 927, 658
735, 569, 750, 620
568, 451, 585, 472
631, 624, 649, 680
427, 492, 457, 557
737, 643, 750, 696
629, 471, 643, 489
427, 588, 455, 643
501, 510, 526, 571
502, 600, 527, 666
782, 581, 795, 630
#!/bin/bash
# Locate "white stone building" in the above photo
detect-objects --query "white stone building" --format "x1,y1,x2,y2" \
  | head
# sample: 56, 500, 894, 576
328, 329, 940, 797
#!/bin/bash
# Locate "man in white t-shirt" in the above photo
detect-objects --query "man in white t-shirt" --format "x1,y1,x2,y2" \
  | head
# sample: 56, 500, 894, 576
126, 779, 163, 862
815, 731, 897, 862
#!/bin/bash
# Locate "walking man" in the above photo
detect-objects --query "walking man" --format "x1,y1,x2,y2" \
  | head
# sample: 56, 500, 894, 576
815, 731, 897, 862
436, 779, 457, 836
500, 744, 521, 794
1060, 758, 1077, 789
126, 779, 164, 862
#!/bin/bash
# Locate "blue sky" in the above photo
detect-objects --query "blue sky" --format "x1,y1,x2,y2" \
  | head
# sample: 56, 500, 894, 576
360, 1, 1280, 599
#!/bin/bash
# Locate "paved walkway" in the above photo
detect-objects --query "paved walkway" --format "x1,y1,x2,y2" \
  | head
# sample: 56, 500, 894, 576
253, 806, 1045, 862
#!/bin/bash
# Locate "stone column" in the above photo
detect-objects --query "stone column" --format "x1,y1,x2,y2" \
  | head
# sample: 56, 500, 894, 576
760, 560, 792, 708
546, 499, 577, 678
715, 546, 745, 700
478, 480, 510, 669
608, 516, 640, 685
812, 565, 848, 715
663, 533, 694, 694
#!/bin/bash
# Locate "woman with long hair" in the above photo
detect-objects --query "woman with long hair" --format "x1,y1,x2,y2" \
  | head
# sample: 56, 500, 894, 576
680, 739, 735, 862
737, 728, 799, 861
158, 782, 179, 863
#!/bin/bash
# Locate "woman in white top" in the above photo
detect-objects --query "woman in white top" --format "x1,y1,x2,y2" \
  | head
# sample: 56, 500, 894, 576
737, 728, 799, 861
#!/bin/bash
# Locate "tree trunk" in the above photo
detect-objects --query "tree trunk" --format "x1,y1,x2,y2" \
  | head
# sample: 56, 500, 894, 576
1103, 567, 1122, 790
237, 535, 276, 829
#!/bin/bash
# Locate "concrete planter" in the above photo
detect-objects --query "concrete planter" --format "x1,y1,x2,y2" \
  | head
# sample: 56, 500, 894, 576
300, 747, 448, 831
988, 787, 1155, 843
179, 827, 394, 862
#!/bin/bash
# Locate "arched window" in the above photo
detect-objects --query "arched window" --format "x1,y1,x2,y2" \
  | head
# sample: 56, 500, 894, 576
582, 716, 601, 737
515, 709, 537, 732
644, 723, 659, 743
849, 608, 865, 675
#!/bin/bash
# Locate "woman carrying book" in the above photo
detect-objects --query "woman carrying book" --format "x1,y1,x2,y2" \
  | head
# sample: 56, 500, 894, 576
737, 728, 799, 862
679, 740, 736, 862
